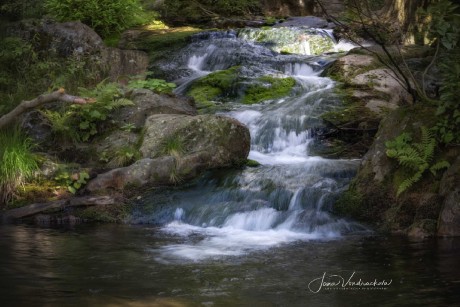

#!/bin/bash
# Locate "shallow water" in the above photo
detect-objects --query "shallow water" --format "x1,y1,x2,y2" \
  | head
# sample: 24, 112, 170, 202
1, 224, 459, 306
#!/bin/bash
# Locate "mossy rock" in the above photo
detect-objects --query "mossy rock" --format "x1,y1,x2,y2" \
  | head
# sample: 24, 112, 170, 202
188, 68, 297, 109
187, 66, 242, 109
243, 76, 296, 104
246, 159, 261, 167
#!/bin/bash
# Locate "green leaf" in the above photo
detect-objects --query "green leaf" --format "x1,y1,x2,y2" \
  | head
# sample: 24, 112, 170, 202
90, 110, 102, 119
79, 121, 90, 130
79, 172, 90, 180
68, 186, 77, 194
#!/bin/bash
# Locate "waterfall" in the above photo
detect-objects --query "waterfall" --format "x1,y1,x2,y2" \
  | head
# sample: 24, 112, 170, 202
136, 27, 367, 262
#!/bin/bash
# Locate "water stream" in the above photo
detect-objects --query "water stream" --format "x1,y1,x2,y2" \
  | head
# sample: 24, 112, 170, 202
133, 28, 368, 261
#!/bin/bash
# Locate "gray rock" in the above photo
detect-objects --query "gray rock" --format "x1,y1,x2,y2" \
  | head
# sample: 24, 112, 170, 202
85, 157, 175, 192
9, 20, 148, 81
114, 89, 196, 128
86, 114, 250, 192
140, 114, 250, 168
99, 47, 149, 82
438, 157, 460, 237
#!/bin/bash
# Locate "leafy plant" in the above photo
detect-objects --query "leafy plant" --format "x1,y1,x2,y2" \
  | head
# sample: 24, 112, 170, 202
0, 128, 39, 205
45, 0, 147, 37
385, 127, 450, 196
127, 78, 176, 94
54, 171, 90, 194
42, 81, 134, 142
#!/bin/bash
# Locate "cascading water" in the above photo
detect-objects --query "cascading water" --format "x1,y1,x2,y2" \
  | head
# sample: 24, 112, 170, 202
136, 27, 368, 262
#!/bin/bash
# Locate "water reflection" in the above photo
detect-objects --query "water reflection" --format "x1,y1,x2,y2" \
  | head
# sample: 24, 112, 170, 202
1, 224, 459, 306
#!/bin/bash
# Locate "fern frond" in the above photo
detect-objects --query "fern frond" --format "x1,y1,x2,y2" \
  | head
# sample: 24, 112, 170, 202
420, 126, 435, 161
429, 160, 450, 175
397, 170, 423, 196
397, 148, 425, 170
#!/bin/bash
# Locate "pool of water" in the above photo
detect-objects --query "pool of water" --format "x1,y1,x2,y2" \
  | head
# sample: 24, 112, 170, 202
1, 224, 459, 306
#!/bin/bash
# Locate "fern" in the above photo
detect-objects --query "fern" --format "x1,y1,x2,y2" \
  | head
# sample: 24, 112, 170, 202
44, 81, 134, 142
397, 171, 423, 196
429, 160, 450, 175
386, 126, 450, 196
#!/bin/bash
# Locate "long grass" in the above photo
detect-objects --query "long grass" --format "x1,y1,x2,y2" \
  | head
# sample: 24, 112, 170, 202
0, 127, 38, 206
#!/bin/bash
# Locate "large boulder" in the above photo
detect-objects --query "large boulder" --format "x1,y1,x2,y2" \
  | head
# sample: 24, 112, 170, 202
86, 114, 250, 192
325, 52, 412, 115
140, 114, 250, 166
8, 20, 149, 81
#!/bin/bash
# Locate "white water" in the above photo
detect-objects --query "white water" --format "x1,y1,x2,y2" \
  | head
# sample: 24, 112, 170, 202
149, 28, 368, 261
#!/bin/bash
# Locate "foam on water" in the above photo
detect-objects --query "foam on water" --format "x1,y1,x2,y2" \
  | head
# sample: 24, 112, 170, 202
156, 219, 337, 262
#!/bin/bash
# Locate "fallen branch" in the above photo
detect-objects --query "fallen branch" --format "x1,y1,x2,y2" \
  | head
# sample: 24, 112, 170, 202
1, 195, 118, 220
0, 88, 91, 130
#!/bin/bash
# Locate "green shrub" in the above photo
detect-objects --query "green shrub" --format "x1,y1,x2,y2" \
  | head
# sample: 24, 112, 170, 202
0, 128, 39, 205
45, 0, 146, 37
42, 81, 134, 142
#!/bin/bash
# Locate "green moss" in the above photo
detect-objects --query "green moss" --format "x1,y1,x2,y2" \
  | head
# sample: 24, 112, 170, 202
188, 66, 241, 108
189, 86, 222, 108
189, 72, 296, 107
243, 76, 296, 104
333, 187, 365, 218
246, 159, 261, 167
